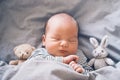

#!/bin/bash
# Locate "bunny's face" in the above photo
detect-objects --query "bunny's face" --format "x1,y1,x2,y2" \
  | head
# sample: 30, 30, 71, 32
90, 35, 109, 59
92, 46, 108, 58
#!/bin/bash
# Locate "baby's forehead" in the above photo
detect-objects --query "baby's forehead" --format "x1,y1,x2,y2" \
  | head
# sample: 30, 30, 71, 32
48, 13, 76, 24
46, 13, 77, 28
44, 13, 78, 35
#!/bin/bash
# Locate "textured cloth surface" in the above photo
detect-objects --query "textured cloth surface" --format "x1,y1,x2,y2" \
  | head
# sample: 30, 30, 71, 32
0, 58, 120, 80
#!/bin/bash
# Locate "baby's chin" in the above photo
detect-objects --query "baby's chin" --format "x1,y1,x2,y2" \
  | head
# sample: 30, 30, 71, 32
49, 50, 76, 57
50, 52, 68, 57
55, 53, 73, 57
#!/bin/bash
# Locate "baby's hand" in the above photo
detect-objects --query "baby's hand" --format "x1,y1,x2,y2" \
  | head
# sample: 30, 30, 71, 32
69, 61, 84, 73
63, 55, 79, 64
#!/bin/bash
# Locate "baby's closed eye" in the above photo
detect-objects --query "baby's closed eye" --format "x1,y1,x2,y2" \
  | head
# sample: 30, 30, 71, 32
68, 38, 77, 42
52, 37, 61, 41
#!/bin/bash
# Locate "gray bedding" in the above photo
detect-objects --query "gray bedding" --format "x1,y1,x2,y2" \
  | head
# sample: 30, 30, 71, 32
0, 57, 120, 80
0, 0, 120, 80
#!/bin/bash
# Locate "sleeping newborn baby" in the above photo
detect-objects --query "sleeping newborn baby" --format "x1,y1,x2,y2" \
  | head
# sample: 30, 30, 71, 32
29, 13, 92, 73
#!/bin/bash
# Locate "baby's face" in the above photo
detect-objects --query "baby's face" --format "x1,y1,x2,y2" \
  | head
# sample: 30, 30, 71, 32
42, 14, 78, 57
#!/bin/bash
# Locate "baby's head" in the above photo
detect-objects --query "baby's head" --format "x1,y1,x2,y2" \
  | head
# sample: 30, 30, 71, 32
42, 13, 79, 57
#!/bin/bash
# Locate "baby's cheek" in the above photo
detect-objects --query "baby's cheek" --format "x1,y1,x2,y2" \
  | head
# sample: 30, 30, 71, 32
69, 47, 77, 54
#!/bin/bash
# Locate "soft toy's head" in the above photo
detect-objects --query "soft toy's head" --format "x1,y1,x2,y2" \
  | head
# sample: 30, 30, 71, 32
89, 35, 108, 58
14, 44, 35, 60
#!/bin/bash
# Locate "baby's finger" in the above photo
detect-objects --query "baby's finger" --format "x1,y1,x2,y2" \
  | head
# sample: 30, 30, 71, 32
73, 64, 84, 73
76, 67, 84, 73
73, 64, 80, 70
69, 61, 76, 66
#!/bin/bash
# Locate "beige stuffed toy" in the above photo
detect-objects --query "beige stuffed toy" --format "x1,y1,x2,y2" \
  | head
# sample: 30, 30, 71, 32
88, 35, 115, 70
9, 44, 35, 65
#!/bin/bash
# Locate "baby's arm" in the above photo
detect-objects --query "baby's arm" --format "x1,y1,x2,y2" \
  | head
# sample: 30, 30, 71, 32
29, 48, 78, 63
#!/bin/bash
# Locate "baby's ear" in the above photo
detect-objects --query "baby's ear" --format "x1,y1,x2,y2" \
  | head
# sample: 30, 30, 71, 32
42, 34, 46, 46
89, 37, 99, 48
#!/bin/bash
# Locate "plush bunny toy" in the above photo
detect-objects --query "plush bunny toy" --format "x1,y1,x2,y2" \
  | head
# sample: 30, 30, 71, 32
88, 35, 115, 70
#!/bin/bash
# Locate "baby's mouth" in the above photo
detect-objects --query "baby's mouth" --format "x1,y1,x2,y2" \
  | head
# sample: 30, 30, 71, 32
59, 50, 67, 53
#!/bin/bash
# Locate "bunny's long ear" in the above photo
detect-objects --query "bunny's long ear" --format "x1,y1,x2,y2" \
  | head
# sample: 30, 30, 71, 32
100, 35, 108, 48
89, 37, 99, 48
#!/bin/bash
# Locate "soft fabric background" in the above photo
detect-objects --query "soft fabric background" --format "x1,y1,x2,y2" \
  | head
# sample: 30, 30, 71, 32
0, 0, 120, 63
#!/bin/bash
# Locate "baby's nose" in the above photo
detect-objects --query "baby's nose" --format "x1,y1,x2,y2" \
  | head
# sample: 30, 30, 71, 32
60, 40, 69, 48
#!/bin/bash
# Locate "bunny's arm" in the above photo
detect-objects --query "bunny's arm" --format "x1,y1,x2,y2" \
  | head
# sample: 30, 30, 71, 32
88, 58, 95, 66
104, 58, 115, 66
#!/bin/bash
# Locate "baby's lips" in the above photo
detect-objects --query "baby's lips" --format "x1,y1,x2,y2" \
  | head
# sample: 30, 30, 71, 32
59, 50, 67, 53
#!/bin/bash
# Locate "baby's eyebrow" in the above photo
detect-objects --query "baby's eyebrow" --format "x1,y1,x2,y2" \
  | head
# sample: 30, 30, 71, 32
51, 34, 60, 37
70, 35, 78, 38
